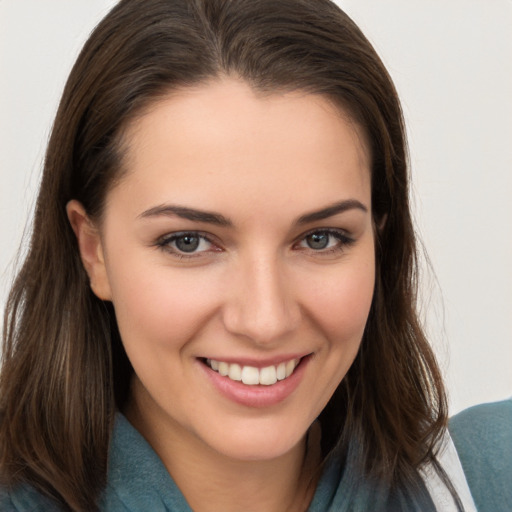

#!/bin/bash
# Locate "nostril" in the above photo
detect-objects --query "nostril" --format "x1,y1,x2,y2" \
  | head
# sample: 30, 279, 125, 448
221, 302, 301, 345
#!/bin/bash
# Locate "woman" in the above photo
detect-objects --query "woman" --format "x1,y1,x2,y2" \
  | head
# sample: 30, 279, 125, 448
0, 0, 506, 510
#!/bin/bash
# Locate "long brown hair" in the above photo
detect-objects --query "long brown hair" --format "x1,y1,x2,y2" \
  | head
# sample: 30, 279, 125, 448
1, 0, 453, 510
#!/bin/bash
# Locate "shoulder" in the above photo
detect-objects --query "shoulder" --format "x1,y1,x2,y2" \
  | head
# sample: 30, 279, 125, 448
0, 483, 62, 511
449, 398, 512, 512
0, 487, 17, 512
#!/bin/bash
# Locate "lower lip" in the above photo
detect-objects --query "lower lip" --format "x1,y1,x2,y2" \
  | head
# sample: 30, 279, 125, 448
198, 356, 310, 408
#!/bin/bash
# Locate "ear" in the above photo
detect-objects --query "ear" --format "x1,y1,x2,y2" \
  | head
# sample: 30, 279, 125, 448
66, 200, 112, 301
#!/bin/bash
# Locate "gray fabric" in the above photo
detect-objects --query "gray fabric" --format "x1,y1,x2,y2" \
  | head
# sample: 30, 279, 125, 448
450, 398, 512, 512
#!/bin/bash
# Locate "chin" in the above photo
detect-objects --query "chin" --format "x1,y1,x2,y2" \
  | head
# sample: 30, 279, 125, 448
196, 419, 308, 462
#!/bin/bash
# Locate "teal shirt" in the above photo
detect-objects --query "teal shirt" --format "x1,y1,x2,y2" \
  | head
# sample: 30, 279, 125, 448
1, 415, 346, 511
449, 398, 512, 512
2, 399, 511, 511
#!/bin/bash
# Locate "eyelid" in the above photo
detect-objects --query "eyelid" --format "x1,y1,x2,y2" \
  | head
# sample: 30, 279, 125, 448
155, 230, 221, 258
296, 226, 353, 242
154, 227, 355, 259
293, 227, 355, 253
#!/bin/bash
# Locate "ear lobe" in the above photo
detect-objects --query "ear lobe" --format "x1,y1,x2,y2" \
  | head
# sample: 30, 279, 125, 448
66, 200, 112, 301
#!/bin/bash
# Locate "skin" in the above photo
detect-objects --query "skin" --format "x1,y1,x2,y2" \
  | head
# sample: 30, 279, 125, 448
68, 78, 375, 512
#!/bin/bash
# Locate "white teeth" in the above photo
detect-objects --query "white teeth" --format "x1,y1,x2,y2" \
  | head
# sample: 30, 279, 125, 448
259, 365, 277, 386
241, 366, 260, 385
276, 362, 286, 381
207, 358, 301, 386
218, 361, 229, 376
285, 359, 296, 378
228, 363, 242, 381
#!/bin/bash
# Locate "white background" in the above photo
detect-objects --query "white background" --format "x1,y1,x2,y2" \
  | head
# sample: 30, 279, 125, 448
1, 1, 511, 415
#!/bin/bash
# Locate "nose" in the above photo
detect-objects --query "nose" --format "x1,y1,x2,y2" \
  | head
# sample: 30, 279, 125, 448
221, 253, 301, 346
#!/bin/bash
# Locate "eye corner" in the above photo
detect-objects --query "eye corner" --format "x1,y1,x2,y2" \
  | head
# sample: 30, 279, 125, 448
293, 228, 355, 256
154, 230, 223, 259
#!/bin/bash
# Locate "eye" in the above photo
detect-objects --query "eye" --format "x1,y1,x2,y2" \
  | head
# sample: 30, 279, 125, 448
156, 231, 217, 256
296, 229, 354, 253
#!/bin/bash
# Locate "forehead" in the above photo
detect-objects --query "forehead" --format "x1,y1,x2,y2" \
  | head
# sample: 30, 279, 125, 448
113, 79, 371, 219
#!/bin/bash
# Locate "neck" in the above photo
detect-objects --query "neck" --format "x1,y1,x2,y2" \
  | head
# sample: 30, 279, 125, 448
124, 393, 320, 512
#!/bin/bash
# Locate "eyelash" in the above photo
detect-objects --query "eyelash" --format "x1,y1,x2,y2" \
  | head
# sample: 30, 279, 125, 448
295, 228, 355, 255
155, 229, 355, 259
155, 231, 218, 259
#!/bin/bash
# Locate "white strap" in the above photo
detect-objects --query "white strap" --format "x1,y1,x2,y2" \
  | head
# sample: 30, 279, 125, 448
421, 432, 477, 511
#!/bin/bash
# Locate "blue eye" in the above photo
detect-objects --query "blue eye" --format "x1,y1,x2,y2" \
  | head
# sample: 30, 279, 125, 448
298, 229, 353, 253
304, 232, 330, 250
157, 232, 214, 255
174, 234, 201, 253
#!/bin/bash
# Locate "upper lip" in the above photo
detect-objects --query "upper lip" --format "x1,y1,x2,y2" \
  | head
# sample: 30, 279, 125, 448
199, 353, 311, 368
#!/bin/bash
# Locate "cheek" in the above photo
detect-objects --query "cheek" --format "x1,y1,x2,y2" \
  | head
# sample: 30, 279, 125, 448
301, 257, 375, 344
290, 254, 375, 419
107, 259, 222, 352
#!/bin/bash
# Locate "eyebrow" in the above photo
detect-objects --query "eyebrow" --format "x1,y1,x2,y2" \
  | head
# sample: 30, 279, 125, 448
138, 199, 367, 227
295, 199, 368, 225
138, 205, 232, 226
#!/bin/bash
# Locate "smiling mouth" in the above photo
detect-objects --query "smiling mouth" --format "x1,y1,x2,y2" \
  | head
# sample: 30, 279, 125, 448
204, 357, 302, 386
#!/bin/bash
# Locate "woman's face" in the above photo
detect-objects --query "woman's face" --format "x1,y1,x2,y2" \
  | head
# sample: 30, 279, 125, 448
80, 79, 375, 462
